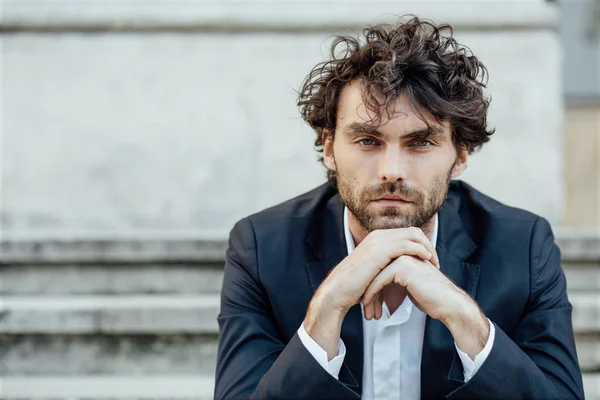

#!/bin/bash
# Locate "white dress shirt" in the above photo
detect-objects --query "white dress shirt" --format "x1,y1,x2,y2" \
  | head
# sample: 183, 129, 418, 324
298, 207, 496, 399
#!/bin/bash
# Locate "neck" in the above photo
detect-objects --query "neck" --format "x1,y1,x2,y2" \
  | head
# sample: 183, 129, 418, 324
348, 211, 436, 246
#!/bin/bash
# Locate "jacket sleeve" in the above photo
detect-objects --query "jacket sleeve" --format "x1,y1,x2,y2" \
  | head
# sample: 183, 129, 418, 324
214, 218, 360, 400
448, 217, 585, 400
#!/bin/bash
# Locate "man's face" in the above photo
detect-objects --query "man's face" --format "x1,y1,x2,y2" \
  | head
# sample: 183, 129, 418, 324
323, 82, 468, 232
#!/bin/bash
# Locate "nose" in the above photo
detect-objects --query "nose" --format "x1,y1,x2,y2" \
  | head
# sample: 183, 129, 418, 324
378, 147, 408, 182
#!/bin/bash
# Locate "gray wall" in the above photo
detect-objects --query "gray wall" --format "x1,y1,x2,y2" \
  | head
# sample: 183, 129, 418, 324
1, 1, 564, 240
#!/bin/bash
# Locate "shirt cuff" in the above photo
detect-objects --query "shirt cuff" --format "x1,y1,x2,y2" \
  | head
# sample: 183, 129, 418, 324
455, 319, 496, 382
297, 322, 346, 380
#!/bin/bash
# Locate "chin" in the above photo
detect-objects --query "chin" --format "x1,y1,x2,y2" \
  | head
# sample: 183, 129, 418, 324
369, 215, 412, 231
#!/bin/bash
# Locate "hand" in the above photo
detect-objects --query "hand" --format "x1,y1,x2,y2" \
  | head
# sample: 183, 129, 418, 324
362, 255, 462, 321
304, 228, 439, 359
313, 227, 439, 315
362, 255, 490, 358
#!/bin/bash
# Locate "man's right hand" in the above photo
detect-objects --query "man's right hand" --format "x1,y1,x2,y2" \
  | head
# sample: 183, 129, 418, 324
303, 227, 439, 360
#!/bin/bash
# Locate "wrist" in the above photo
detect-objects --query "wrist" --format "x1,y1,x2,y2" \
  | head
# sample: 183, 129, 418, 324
304, 292, 346, 361
442, 297, 485, 330
443, 298, 490, 359
305, 293, 346, 334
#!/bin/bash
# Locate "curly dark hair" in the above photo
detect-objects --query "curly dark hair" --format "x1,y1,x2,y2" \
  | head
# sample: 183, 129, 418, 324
297, 16, 495, 187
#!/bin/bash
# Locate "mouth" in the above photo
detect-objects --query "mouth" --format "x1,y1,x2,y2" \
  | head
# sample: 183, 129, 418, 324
372, 195, 412, 206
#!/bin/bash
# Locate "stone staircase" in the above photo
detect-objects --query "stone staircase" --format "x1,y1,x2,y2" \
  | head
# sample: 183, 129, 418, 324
0, 239, 225, 400
0, 234, 598, 399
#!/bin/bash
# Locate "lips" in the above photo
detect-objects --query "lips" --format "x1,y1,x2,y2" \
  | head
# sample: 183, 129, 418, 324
377, 195, 411, 202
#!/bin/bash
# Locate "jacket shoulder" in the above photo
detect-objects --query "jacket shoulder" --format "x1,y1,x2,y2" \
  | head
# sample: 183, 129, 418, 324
448, 180, 553, 251
450, 180, 542, 224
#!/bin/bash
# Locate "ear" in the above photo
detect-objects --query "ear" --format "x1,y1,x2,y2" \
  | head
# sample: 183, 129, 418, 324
450, 146, 469, 178
322, 129, 337, 172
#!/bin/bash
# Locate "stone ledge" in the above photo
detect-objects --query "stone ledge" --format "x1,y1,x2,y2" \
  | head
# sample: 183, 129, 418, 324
0, 295, 220, 334
0, 292, 597, 335
556, 231, 600, 261
0, 238, 228, 264
0, 264, 225, 295
1, 1, 558, 31
3, 332, 598, 375
0, 375, 214, 400
571, 292, 600, 333
585, 373, 600, 400
2, 334, 218, 376
0, 260, 596, 296
2, 233, 598, 263
576, 335, 600, 372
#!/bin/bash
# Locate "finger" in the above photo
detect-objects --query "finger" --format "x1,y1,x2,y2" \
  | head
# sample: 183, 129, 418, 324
374, 292, 383, 320
363, 291, 382, 320
375, 227, 439, 266
362, 263, 403, 305
363, 300, 374, 320
378, 240, 433, 269
406, 227, 439, 266
404, 227, 439, 266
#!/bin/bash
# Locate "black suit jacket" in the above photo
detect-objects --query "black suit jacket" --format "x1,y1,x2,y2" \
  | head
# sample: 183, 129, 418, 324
214, 181, 584, 399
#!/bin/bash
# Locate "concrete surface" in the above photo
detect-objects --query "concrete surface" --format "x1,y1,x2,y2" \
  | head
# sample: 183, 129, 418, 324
2, 1, 558, 30
0, 295, 220, 334
1, 233, 598, 398
0, 376, 214, 400
0, 263, 224, 295
1, 335, 218, 376
1, 1, 565, 239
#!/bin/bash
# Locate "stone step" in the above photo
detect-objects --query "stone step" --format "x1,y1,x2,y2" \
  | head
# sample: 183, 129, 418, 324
571, 292, 600, 333
1, 293, 599, 376
0, 263, 224, 295
4, 333, 599, 376
576, 335, 600, 372
0, 375, 214, 400
564, 261, 600, 291
1, 334, 218, 376
0, 260, 596, 295
585, 373, 600, 400
0, 374, 597, 400
4, 333, 599, 377
0, 295, 220, 334
1, 292, 597, 335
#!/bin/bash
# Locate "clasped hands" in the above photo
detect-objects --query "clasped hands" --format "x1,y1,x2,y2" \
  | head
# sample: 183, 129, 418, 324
304, 227, 489, 361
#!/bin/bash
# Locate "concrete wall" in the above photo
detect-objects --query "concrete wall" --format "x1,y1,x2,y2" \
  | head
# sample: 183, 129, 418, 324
1, 1, 564, 240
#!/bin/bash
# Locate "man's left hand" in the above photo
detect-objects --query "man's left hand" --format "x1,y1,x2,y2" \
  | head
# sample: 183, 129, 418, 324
361, 255, 490, 359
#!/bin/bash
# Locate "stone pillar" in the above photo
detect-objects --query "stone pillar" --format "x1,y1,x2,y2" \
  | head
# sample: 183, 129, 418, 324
1, 1, 562, 240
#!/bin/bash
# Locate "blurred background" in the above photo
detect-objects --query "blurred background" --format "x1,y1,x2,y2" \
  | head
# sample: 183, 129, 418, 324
0, 0, 598, 399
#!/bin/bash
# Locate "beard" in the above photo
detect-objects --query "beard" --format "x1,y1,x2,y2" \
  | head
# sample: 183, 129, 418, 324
336, 166, 453, 233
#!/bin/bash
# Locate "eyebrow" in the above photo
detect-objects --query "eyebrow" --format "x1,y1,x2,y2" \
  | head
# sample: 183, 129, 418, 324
343, 121, 445, 140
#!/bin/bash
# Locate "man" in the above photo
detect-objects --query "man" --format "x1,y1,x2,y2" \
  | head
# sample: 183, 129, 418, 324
214, 17, 584, 399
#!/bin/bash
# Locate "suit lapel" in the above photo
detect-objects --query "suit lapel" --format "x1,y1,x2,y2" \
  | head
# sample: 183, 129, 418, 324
305, 193, 364, 395
421, 200, 482, 399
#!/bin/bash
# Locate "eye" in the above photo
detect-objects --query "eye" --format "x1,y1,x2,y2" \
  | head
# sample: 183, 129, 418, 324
411, 139, 433, 148
358, 138, 378, 147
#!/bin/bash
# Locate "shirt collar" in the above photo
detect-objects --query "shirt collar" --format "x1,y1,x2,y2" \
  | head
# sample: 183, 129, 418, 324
343, 206, 439, 255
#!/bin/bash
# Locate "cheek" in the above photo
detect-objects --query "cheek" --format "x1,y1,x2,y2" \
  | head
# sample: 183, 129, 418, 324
410, 149, 455, 182
332, 143, 359, 170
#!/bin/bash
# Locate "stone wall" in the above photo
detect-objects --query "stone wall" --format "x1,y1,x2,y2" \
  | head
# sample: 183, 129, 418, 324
1, 0, 565, 240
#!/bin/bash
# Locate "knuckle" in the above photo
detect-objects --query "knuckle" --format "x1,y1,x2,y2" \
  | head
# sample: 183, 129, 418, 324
408, 227, 421, 237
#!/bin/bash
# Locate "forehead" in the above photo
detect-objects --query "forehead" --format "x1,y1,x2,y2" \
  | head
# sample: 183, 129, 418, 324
336, 81, 450, 133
